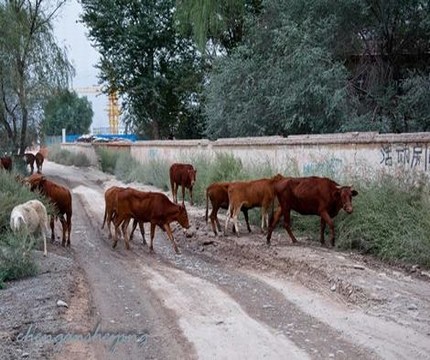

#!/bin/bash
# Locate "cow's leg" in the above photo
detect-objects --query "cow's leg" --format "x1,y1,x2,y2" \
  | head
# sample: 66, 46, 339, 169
130, 218, 138, 242
59, 215, 67, 247
189, 187, 193, 206
231, 206, 241, 236
66, 214, 72, 247
224, 205, 232, 235
172, 183, 178, 203
181, 185, 185, 205
320, 217, 326, 245
149, 223, 156, 253
320, 211, 335, 246
260, 208, 269, 233
210, 206, 219, 235
243, 208, 252, 233
283, 210, 298, 244
138, 221, 147, 245
266, 206, 282, 245
50, 215, 55, 243
163, 223, 180, 254
112, 215, 125, 249
121, 218, 131, 250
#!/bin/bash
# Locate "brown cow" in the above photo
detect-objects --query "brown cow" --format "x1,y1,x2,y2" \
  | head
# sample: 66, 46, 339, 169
27, 174, 72, 247
205, 181, 251, 235
225, 174, 284, 235
266, 176, 358, 247
112, 188, 190, 254
0, 156, 12, 172
35, 152, 44, 174
102, 186, 145, 243
24, 153, 35, 174
169, 163, 197, 205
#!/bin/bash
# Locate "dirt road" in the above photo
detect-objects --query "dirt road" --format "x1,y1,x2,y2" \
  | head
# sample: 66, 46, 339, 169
2, 161, 430, 359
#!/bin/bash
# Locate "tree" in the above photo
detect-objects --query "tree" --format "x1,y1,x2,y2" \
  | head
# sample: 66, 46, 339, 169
204, 0, 350, 138
175, 0, 263, 54
42, 90, 93, 136
0, 0, 73, 154
80, 0, 205, 139
204, 0, 430, 138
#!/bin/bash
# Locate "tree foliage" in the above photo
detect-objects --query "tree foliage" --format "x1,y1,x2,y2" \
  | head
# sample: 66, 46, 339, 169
0, 0, 73, 154
175, 0, 262, 53
204, 0, 430, 138
80, 0, 205, 139
42, 90, 93, 136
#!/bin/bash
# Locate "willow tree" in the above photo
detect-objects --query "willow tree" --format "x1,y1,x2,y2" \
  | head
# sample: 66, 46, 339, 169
0, 0, 73, 154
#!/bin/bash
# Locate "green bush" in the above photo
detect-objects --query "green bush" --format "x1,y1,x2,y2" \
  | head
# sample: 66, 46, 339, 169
95, 147, 121, 174
336, 175, 430, 267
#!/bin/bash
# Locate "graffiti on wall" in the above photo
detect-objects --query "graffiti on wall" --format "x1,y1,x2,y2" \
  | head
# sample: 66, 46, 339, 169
303, 158, 343, 177
380, 143, 430, 170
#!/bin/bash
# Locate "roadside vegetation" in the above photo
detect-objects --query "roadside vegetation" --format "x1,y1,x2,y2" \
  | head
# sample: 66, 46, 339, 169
0, 171, 52, 288
44, 147, 430, 268
48, 144, 92, 167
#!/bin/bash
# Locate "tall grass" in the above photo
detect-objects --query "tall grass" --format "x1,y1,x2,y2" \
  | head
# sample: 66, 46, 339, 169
95, 147, 122, 174
0, 231, 38, 289
336, 175, 430, 266
48, 144, 91, 167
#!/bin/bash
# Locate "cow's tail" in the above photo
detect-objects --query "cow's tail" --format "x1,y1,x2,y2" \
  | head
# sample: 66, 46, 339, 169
101, 206, 107, 229
205, 189, 209, 223
11, 213, 26, 232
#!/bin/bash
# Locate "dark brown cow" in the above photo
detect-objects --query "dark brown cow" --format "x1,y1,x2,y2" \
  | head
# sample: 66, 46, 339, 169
225, 174, 284, 235
266, 176, 358, 247
102, 186, 145, 243
0, 156, 12, 172
24, 153, 35, 174
169, 163, 197, 205
205, 181, 251, 235
112, 188, 190, 254
27, 174, 72, 246
35, 152, 44, 174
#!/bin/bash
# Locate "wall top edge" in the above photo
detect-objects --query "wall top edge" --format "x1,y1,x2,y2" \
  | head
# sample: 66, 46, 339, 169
62, 131, 430, 147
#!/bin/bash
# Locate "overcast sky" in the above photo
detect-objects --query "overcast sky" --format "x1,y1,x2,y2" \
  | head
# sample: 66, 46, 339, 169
53, 0, 109, 130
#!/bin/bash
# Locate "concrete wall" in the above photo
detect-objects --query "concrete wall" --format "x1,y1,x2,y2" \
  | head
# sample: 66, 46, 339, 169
62, 132, 430, 181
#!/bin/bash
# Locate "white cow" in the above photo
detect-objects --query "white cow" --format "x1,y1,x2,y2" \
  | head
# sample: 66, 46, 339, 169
10, 199, 49, 256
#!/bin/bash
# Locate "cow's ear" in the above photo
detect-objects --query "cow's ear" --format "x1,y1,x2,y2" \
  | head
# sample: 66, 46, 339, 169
332, 189, 341, 199
352, 190, 358, 197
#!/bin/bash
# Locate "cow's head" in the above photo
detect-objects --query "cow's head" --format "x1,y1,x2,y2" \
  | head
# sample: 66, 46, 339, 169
26, 173, 46, 192
177, 204, 190, 229
188, 168, 197, 187
335, 186, 358, 214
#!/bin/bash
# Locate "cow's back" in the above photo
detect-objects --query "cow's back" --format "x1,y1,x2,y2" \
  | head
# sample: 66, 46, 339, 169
43, 181, 72, 216
229, 178, 276, 208
208, 182, 230, 207
276, 177, 338, 214
170, 163, 195, 186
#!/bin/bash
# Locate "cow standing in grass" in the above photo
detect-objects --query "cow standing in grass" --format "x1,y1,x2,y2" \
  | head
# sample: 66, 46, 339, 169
169, 163, 197, 205
27, 174, 72, 247
266, 176, 358, 247
225, 174, 285, 235
206, 181, 252, 235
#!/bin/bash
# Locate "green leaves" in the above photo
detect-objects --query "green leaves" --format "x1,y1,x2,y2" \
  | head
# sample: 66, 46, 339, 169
81, 0, 205, 139
42, 89, 93, 136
